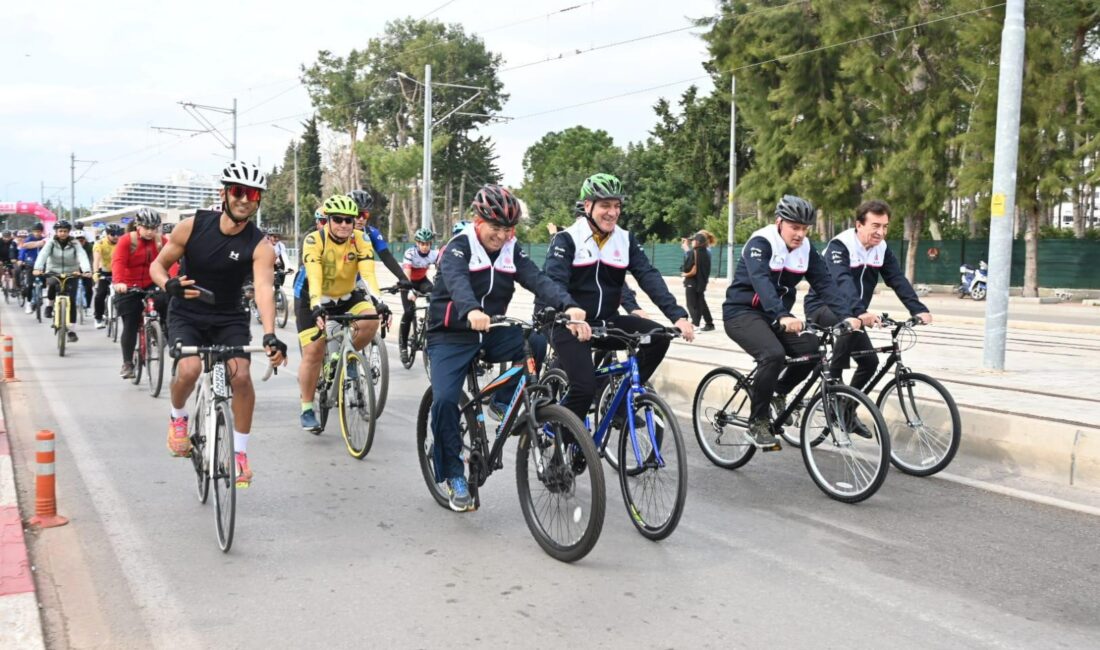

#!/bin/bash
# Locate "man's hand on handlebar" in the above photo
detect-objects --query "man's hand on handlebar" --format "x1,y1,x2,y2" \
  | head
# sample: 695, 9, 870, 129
262, 333, 288, 367
916, 312, 933, 325
779, 316, 803, 334
845, 317, 863, 331
564, 307, 591, 342
467, 309, 491, 332
858, 312, 881, 328
674, 317, 695, 342
310, 305, 327, 332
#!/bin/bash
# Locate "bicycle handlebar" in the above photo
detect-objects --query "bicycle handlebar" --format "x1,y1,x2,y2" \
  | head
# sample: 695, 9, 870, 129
879, 313, 923, 328
169, 343, 278, 381
589, 324, 681, 341
381, 284, 430, 298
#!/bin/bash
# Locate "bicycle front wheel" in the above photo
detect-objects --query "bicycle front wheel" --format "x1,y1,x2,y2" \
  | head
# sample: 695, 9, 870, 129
338, 351, 376, 459
145, 321, 165, 397
877, 372, 961, 476
190, 393, 210, 504
800, 385, 890, 503
131, 332, 144, 385
212, 401, 236, 552
617, 392, 687, 541
368, 333, 389, 416
56, 304, 67, 357
692, 367, 756, 469
516, 404, 605, 563
275, 291, 289, 328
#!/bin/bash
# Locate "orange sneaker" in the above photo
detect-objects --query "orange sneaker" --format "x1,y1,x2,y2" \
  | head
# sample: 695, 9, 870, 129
167, 416, 191, 457
235, 452, 253, 488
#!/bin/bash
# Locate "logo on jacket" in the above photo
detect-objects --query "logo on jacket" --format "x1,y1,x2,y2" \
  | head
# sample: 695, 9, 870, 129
750, 247, 762, 259
229, 250, 240, 261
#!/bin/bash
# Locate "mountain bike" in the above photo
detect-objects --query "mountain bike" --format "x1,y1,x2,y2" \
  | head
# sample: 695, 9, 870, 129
309, 312, 381, 459
43, 273, 83, 357
385, 286, 430, 375
414, 311, 605, 563
172, 341, 275, 552
128, 288, 167, 397
692, 321, 891, 503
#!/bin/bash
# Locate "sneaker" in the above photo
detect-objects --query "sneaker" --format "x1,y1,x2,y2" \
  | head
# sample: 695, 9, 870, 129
24, 304, 32, 314
44, 305, 53, 319
399, 345, 411, 367
772, 394, 794, 426
300, 409, 321, 432
700, 324, 716, 332
67, 331, 78, 343
842, 403, 873, 439
95, 319, 106, 329
235, 452, 253, 488
487, 399, 507, 421
747, 419, 779, 447
446, 476, 473, 512
120, 363, 135, 379
167, 416, 191, 457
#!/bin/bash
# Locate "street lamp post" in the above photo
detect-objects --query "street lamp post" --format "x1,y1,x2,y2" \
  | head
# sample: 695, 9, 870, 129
272, 125, 300, 256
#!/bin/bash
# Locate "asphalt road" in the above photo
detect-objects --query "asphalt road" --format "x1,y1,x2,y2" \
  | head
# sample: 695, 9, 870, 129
4, 304, 1098, 649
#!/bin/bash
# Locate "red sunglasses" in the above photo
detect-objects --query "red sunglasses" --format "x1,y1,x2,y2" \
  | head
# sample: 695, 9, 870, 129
226, 184, 262, 202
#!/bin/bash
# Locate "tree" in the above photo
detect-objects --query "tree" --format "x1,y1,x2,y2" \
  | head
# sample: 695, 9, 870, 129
301, 50, 371, 189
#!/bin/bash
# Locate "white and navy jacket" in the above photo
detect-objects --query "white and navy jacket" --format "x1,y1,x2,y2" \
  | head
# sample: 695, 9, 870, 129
804, 228, 928, 318
540, 218, 687, 323
427, 225, 578, 340
722, 224, 850, 323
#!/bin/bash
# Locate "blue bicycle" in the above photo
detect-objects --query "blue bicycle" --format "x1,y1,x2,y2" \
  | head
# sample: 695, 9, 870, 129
542, 325, 687, 541
30, 277, 44, 323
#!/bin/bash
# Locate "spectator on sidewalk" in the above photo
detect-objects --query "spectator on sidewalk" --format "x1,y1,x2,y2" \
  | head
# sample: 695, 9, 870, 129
682, 231, 715, 331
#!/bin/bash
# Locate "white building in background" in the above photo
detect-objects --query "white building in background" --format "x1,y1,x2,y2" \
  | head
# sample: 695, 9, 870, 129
92, 170, 219, 214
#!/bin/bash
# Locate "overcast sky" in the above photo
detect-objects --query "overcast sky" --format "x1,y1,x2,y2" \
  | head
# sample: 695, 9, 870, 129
2, 0, 718, 210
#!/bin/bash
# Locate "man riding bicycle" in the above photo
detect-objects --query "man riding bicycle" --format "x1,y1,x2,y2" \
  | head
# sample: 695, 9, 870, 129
294, 194, 385, 432
722, 195, 861, 447
18, 223, 47, 313
93, 223, 124, 328
112, 209, 172, 379
150, 160, 288, 488
428, 184, 588, 512
399, 227, 438, 365
347, 189, 413, 288
541, 173, 694, 426
33, 220, 92, 342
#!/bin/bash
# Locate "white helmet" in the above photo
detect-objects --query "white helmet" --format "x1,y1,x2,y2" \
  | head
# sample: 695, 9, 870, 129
220, 160, 267, 190
72, 229, 86, 239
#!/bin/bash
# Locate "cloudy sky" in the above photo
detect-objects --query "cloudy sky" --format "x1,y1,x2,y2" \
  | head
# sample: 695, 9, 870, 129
2, 0, 719, 210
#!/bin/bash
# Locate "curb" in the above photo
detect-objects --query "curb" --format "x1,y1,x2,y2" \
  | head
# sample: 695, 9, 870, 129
0, 394, 46, 650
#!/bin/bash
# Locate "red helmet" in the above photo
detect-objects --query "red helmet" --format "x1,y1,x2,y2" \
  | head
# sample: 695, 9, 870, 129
471, 185, 522, 227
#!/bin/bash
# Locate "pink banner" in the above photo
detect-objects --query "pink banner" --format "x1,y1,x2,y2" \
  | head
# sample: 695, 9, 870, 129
0, 202, 58, 223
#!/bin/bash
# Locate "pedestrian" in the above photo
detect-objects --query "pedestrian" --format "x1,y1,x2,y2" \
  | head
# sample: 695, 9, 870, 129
682, 231, 715, 331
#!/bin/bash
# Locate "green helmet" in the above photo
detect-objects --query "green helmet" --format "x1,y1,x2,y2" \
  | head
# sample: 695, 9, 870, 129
414, 228, 435, 243
322, 194, 358, 217
579, 173, 625, 203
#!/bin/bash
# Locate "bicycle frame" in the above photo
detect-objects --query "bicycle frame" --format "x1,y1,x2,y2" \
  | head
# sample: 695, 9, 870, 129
48, 274, 80, 330
591, 355, 666, 467
850, 321, 910, 395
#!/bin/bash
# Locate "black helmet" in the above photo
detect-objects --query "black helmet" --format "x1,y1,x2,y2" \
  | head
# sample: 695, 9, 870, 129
347, 189, 373, 212
55, 220, 73, 230
775, 195, 816, 225
471, 185, 522, 227
30, 223, 44, 232
106, 224, 125, 236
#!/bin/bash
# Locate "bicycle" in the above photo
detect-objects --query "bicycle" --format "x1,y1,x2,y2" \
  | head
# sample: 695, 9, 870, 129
543, 324, 686, 541
367, 305, 391, 416
414, 311, 605, 563
128, 288, 167, 398
170, 341, 275, 552
30, 276, 44, 323
384, 286, 430, 375
692, 321, 891, 503
0, 263, 14, 303
246, 270, 290, 329
309, 312, 381, 459
74, 276, 88, 325
43, 272, 83, 357
106, 282, 121, 342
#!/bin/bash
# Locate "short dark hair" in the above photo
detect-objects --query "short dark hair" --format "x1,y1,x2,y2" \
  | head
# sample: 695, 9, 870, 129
856, 199, 891, 224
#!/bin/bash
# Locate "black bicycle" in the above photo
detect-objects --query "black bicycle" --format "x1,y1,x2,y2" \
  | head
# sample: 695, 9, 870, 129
692, 321, 891, 503
414, 311, 605, 563
386, 286, 431, 374
128, 288, 167, 397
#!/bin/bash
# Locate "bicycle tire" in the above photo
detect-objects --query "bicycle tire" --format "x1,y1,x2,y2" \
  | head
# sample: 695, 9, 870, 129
800, 385, 890, 503
131, 330, 144, 385
415, 387, 473, 510
190, 391, 210, 504
56, 304, 66, 357
516, 403, 605, 563
146, 321, 165, 397
368, 333, 389, 416
212, 401, 236, 552
691, 367, 757, 469
617, 392, 687, 541
876, 372, 961, 477
338, 351, 376, 459
540, 368, 570, 403
276, 291, 289, 328
111, 314, 120, 343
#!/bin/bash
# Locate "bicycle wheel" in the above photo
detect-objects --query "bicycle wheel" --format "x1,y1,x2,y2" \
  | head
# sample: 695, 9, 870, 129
368, 333, 389, 416
692, 367, 757, 469
421, 335, 431, 379
877, 372, 961, 477
212, 401, 236, 552
275, 291, 289, 328
56, 308, 66, 357
145, 321, 165, 397
190, 393, 210, 504
338, 351, 376, 459
617, 392, 687, 541
540, 368, 570, 403
800, 385, 890, 503
415, 387, 473, 510
516, 403, 605, 563
131, 331, 144, 385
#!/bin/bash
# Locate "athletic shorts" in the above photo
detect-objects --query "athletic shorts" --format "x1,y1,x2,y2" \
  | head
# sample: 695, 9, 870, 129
167, 306, 252, 360
295, 289, 374, 347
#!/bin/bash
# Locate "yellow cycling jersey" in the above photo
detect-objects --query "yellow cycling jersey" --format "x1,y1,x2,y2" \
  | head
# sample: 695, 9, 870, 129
301, 228, 381, 307
93, 237, 116, 270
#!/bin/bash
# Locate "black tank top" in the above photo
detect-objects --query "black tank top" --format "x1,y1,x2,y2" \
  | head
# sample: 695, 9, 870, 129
174, 210, 264, 316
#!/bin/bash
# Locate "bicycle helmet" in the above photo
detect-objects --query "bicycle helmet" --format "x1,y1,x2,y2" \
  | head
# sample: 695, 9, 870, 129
322, 195, 359, 217
134, 208, 162, 229
314, 208, 326, 221
579, 173, 625, 202
105, 223, 124, 236
55, 220, 73, 230
16, 230, 28, 237
775, 195, 816, 225
72, 230, 86, 239
347, 189, 373, 212
414, 228, 434, 243
31, 223, 44, 232
220, 160, 267, 190
470, 185, 522, 227
451, 220, 470, 236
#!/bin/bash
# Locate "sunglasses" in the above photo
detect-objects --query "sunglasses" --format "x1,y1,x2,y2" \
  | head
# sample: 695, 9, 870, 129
328, 215, 355, 225
226, 184, 262, 202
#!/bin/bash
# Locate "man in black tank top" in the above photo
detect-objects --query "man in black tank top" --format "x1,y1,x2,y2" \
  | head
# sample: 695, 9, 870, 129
150, 160, 289, 489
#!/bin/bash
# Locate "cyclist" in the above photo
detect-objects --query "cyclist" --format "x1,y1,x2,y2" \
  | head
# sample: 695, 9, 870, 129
150, 160, 288, 488
18, 223, 47, 313
295, 194, 384, 432
0, 231, 17, 295
93, 224, 124, 328
541, 173, 694, 426
11, 231, 28, 299
347, 189, 412, 287
804, 199, 932, 397
73, 230, 94, 312
32, 220, 91, 342
721, 195, 861, 447
428, 184, 588, 512
398, 227, 439, 365
112, 209, 172, 379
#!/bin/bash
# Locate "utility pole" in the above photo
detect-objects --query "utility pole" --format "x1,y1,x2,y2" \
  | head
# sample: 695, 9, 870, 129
71, 153, 97, 224
152, 99, 238, 160
726, 75, 737, 282
982, 0, 1026, 370
421, 64, 433, 231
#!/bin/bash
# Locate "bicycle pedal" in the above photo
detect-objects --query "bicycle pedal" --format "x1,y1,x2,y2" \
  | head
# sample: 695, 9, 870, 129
760, 442, 783, 452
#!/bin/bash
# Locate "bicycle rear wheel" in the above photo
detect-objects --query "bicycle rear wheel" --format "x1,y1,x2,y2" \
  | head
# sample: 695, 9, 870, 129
415, 387, 473, 510
212, 401, 236, 552
800, 385, 890, 503
368, 333, 389, 416
692, 367, 756, 469
338, 352, 376, 459
617, 392, 687, 541
145, 321, 165, 397
516, 404, 605, 563
877, 372, 960, 477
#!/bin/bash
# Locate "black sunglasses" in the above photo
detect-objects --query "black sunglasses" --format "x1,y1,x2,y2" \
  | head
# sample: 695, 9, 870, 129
328, 215, 355, 225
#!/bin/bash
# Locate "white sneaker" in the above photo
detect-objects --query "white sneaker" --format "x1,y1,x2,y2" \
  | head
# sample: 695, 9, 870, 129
95, 319, 106, 329
24, 304, 32, 314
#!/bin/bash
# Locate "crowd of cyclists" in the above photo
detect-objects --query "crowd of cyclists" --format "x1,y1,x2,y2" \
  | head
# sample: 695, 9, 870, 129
4, 157, 935, 541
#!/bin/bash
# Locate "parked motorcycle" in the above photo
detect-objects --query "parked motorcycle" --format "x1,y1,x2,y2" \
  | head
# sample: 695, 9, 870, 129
957, 261, 988, 300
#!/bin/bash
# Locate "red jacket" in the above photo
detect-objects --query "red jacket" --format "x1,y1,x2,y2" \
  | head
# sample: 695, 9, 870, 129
111, 233, 175, 288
